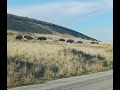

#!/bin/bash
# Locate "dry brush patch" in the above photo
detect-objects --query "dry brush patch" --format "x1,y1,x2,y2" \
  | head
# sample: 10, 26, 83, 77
7, 35, 113, 88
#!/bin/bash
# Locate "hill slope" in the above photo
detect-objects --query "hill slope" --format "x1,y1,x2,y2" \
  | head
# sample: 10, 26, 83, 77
7, 14, 97, 41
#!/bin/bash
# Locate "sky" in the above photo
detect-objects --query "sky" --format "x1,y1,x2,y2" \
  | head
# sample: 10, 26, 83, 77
7, 0, 113, 42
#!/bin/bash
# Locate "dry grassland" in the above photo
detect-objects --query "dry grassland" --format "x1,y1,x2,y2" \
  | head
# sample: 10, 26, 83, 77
7, 31, 113, 88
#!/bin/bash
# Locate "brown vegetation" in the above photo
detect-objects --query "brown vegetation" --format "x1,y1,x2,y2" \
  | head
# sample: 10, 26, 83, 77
7, 32, 113, 88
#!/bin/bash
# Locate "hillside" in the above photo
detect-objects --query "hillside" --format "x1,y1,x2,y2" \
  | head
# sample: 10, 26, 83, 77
7, 14, 113, 88
7, 33, 112, 88
7, 14, 97, 41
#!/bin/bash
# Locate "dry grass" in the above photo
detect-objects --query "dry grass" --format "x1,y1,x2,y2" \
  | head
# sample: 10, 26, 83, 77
7, 31, 113, 88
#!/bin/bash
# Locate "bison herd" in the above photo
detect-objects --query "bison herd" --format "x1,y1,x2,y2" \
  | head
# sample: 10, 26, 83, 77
16, 35, 47, 41
15, 35, 99, 44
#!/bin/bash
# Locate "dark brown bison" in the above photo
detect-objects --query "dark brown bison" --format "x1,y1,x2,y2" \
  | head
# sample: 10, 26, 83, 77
95, 42, 99, 44
24, 35, 33, 40
59, 38, 65, 42
37, 37, 47, 40
90, 41, 99, 44
16, 35, 23, 40
67, 39, 74, 43
77, 41, 83, 44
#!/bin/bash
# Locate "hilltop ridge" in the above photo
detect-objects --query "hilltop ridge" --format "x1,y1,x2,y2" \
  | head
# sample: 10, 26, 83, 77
7, 14, 97, 41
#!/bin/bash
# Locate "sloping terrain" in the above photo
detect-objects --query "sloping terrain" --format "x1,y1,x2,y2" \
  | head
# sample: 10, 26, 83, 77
7, 14, 97, 41
7, 34, 113, 88
7, 14, 112, 88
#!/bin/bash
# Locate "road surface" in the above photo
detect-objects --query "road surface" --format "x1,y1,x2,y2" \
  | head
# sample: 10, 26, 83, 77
8, 70, 113, 90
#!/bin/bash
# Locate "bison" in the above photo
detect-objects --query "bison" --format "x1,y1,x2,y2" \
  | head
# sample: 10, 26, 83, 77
95, 42, 99, 44
16, 35, 23, 40
90, 41, 99, 44
67, 39, 74, 43
77, 41, 83, 44
24, 35, 33, 40
37, 37, 47, 40
59, 38, 65, 42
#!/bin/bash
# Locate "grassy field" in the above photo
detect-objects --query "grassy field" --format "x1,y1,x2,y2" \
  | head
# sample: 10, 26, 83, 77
7, 31, 113, 88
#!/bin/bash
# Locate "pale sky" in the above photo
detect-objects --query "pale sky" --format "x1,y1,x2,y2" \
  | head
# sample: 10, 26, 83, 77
7, 0, 113, 42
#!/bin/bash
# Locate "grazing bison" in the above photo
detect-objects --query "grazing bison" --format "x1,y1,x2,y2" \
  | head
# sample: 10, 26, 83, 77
37, 37, 47, 40
59, 38, 65, 42
95, 42, 99, 44
90, 41, 99, 44
24, 35, 33, 40
16, 35, 23, 40
77, 41, 83, 44
67, 39, 74, 43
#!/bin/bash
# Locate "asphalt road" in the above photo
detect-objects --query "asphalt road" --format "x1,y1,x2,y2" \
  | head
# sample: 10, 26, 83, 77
8, 70, 113, 90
